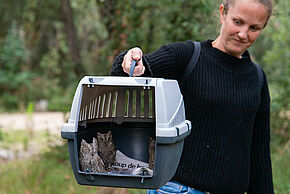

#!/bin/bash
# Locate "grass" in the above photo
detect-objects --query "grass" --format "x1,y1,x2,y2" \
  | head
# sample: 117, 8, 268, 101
271, 138, 290, 194
0, 128, 58, 153
0, 129, 289, 194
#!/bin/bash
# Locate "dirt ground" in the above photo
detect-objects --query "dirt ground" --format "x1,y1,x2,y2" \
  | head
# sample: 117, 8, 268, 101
0, 111, 66, 135
0, 112, 66, 162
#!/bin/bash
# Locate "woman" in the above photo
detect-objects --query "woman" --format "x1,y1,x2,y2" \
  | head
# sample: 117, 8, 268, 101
111, 0, 274, 193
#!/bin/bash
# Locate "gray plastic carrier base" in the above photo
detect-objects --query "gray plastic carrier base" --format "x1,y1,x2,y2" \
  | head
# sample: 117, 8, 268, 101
66, 138, 184, 189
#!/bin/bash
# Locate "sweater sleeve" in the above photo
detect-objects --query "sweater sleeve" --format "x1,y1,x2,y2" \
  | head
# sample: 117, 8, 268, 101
247, 72, 274, 194
111, 51, 129, 76
111, 40, 194, 79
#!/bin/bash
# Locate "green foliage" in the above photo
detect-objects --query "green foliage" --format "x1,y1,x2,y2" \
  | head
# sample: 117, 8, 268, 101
271, 140, 290, 193
47, 86, 75, 112
0, 128, 3, 141
26, 101, 34, 115
0, 22, 34, 111
0, 0, 288, 143
0, 0, 26, 37
0, 0, 218, 112
263, 0, 290, 110
155, 0, 216, 42
91, 0, 217, 75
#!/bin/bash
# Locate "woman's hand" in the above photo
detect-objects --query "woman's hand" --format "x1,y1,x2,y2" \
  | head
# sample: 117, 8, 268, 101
122, 47, 145, 76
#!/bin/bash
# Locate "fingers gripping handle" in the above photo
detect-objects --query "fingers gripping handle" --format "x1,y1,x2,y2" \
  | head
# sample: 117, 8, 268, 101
129, 59, 138, 77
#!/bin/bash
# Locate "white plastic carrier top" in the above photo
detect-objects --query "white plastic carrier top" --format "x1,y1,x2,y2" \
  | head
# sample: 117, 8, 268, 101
61, 76, 191, 139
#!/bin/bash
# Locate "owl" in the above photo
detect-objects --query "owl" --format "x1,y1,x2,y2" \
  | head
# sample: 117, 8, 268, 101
79, 139, 93, 172
97, 130, 116, 169
148, 138, 156, 170
79, 138, 107, 173
90, 137, 107, 173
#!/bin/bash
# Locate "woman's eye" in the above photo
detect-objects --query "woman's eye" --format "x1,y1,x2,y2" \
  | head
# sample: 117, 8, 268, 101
250, 26, 258, 31
233, 20, 241, 25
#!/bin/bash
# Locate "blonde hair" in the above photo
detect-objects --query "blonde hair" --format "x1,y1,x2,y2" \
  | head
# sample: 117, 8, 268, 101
222, 0, 273, 27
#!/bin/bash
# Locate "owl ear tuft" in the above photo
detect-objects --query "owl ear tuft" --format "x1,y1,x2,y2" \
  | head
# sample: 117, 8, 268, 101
93, 137, 98, 144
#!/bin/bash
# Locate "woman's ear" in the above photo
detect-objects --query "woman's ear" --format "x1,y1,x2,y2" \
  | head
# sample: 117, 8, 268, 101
220, 4, 226, 24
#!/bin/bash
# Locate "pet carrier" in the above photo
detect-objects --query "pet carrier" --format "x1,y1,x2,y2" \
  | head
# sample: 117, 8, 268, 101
61, 76, 191, 189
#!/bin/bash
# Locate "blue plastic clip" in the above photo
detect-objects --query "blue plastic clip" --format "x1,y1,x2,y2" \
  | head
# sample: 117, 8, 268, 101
129, 59, 138, 77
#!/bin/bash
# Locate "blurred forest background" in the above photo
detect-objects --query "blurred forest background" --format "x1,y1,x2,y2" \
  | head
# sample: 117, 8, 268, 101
0, 0, 289, 193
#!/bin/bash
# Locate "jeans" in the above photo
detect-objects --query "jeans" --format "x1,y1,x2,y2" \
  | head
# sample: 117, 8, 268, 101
147, 181, 206, 194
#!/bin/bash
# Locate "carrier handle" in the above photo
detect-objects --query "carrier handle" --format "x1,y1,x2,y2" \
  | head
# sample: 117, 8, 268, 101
129, 59, 138, 77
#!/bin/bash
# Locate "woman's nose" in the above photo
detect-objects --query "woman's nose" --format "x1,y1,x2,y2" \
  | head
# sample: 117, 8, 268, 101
238, 28, 248, 40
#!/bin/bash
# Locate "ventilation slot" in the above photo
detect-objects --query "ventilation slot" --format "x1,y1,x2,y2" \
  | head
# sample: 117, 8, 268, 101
78, 85, 155, 124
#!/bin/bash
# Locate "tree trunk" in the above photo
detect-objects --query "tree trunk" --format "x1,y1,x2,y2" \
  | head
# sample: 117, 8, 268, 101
61, 0, 85, 76
96, 0, 116, 39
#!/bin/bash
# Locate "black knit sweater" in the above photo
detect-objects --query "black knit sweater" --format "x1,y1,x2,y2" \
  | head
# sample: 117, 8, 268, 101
111, 40, 274, 194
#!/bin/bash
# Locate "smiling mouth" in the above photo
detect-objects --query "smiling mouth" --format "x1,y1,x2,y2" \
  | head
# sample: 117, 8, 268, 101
233, 39, 247, 44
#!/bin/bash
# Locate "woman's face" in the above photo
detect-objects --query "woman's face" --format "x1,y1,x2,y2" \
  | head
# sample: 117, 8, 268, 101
217, 0, 268, 57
